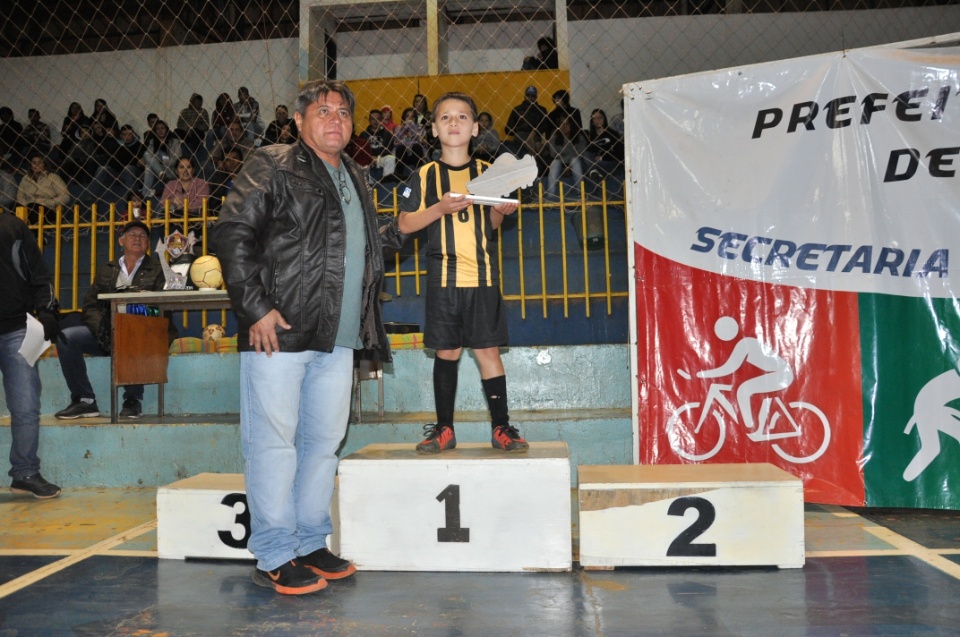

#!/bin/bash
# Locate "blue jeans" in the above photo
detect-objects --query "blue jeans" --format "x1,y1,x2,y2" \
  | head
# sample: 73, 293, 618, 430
56, 325, 143, 402
240, 346, 353, 571
0, 328, 42, 479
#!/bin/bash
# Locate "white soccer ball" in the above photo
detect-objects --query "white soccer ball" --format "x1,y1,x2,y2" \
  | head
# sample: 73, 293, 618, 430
190, 255, 223, 289
202, 323, 226, 342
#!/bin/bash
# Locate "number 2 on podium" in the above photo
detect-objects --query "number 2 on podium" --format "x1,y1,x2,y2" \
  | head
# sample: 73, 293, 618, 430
436, 484, 470, 543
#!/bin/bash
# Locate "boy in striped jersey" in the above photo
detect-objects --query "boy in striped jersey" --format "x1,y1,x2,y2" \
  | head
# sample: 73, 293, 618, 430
397, 92, 528, 454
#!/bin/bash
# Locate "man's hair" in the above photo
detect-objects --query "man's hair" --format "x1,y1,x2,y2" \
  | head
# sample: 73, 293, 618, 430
295, 80, 356, 118
432, 92, 478, 121
120, 124, 135, 133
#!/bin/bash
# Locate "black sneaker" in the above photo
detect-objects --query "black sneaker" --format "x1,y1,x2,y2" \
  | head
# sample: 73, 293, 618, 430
491, 424, 529, 452
11, 473, 61, 499
119, 398, 142, 420
416, 423, 456, 454
55, 399, 100, 419
251, 559, 327, 595
300, 548, 357, 580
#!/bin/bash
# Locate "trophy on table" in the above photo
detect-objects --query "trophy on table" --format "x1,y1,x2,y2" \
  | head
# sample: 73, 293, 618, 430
156, 229, 198, 290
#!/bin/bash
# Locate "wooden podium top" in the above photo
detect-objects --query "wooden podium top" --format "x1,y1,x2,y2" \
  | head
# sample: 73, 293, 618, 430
343, 441, 569, 462
578, 463, 800, 487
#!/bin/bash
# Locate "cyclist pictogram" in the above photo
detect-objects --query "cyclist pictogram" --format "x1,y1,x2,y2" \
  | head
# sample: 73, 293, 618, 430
667, 316, 831, 464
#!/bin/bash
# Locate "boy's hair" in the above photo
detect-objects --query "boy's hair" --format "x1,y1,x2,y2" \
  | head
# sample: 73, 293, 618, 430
432, 92, 478, 121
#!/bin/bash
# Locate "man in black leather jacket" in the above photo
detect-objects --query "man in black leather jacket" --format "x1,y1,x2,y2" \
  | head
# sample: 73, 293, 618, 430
213, 79, 405, 596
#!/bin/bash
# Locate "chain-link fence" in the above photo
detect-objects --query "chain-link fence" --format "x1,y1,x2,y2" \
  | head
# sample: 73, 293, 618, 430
0, 0, 957, 213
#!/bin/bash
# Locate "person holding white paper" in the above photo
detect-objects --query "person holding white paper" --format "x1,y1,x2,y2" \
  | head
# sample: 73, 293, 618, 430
0, 210, 61, 499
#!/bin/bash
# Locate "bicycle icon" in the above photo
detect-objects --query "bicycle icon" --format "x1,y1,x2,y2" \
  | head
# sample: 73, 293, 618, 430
665, 317, 832, 464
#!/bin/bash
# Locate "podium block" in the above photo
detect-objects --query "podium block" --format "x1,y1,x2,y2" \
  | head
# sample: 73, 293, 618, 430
157, 473, 342, 561
158, 473, 253, 560
338, 442, 572, 572
578, 463, 804, 569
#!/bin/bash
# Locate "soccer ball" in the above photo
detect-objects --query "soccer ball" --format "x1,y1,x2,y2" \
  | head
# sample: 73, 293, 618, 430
190, 255, 223, 289
202, 323, 226, 342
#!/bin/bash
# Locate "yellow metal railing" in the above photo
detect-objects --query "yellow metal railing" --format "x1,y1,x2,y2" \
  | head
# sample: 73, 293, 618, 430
12, 181, 629, 320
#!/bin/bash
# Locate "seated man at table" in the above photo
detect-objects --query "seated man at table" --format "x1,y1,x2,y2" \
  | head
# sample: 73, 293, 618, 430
53, 219, 177, 420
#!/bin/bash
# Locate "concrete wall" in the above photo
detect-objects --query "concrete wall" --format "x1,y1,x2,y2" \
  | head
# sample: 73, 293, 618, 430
1, 344, 631, 417
0, 345, 634, 487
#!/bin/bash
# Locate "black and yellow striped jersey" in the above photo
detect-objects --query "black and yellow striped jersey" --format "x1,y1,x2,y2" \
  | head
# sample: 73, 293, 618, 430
398, 159, 499, 288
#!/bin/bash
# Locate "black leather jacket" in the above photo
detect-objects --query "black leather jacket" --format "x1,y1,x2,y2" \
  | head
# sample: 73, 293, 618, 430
213, 141, 405, 360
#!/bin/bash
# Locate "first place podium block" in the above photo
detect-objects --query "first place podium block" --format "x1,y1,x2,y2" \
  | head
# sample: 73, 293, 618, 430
338, 442, 572, 572
578, 463, 804, 569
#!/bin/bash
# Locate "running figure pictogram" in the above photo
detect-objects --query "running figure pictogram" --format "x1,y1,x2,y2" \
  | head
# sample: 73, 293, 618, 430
903, 367, 960, 481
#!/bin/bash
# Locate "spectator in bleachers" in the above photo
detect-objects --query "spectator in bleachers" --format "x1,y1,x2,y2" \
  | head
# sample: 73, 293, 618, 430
548, 90, 582, 139
125, 190, 146, 221
393, 107, 426, 178
472, 111, 502, 162
609, 97, 625, 136
0, 160, 17, 210
22, 109, 52, 159
522, 37, 558, 71
177, 93, 210, 157
59, 102, 91, 157
263, 105, 298, 146
53, 219, 176, 421
92, 99, 120, 136
161, 157, 210, 214
0, 107, 25, 167
209, 93, 236, 145
234, 87, 262, 140
208, 148, 242, 212
412, 94, 438, 159
380, 105, 397, 133
106, 125, 146, 197
545, 115, 587, 199
346, 132, 375, 168
412, 94, 431, 128
209, 119, 254, 169
142, 113, 159, 150
16, 154, 70, 223
585, 108, 624, 191
142, 119, 182, 198
360, 109, 396, 183
65, 121, 116, 193
505, 86, 548, 167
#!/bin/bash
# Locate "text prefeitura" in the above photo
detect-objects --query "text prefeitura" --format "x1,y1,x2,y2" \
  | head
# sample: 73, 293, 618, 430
751, 85, 958, 183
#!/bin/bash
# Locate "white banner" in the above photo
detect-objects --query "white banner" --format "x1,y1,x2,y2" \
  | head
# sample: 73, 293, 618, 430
627, 38, 960, 298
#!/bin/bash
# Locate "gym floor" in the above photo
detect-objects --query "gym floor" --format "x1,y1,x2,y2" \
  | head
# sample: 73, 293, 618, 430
1, 488, 959, 636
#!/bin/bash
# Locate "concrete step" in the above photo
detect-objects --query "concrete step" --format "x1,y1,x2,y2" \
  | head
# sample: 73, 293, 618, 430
2, 408, 631, 489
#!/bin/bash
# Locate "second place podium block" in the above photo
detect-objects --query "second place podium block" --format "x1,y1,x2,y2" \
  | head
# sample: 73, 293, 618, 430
338, 442, 572, 572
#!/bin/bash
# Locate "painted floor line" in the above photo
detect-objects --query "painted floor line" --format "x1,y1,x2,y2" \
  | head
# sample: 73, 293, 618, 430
0, 519, 157, 600
863, 524, 960, 581
0, 549, 77, 557
806, 549, 910, 558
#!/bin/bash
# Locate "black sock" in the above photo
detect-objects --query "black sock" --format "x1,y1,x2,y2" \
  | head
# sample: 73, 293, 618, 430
434, 357, 459, 427
482, 375, 509, 428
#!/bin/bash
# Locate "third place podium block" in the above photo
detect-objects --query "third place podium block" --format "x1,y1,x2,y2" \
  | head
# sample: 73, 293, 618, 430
338, 442, 572, 572
578, 463, 805, 569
